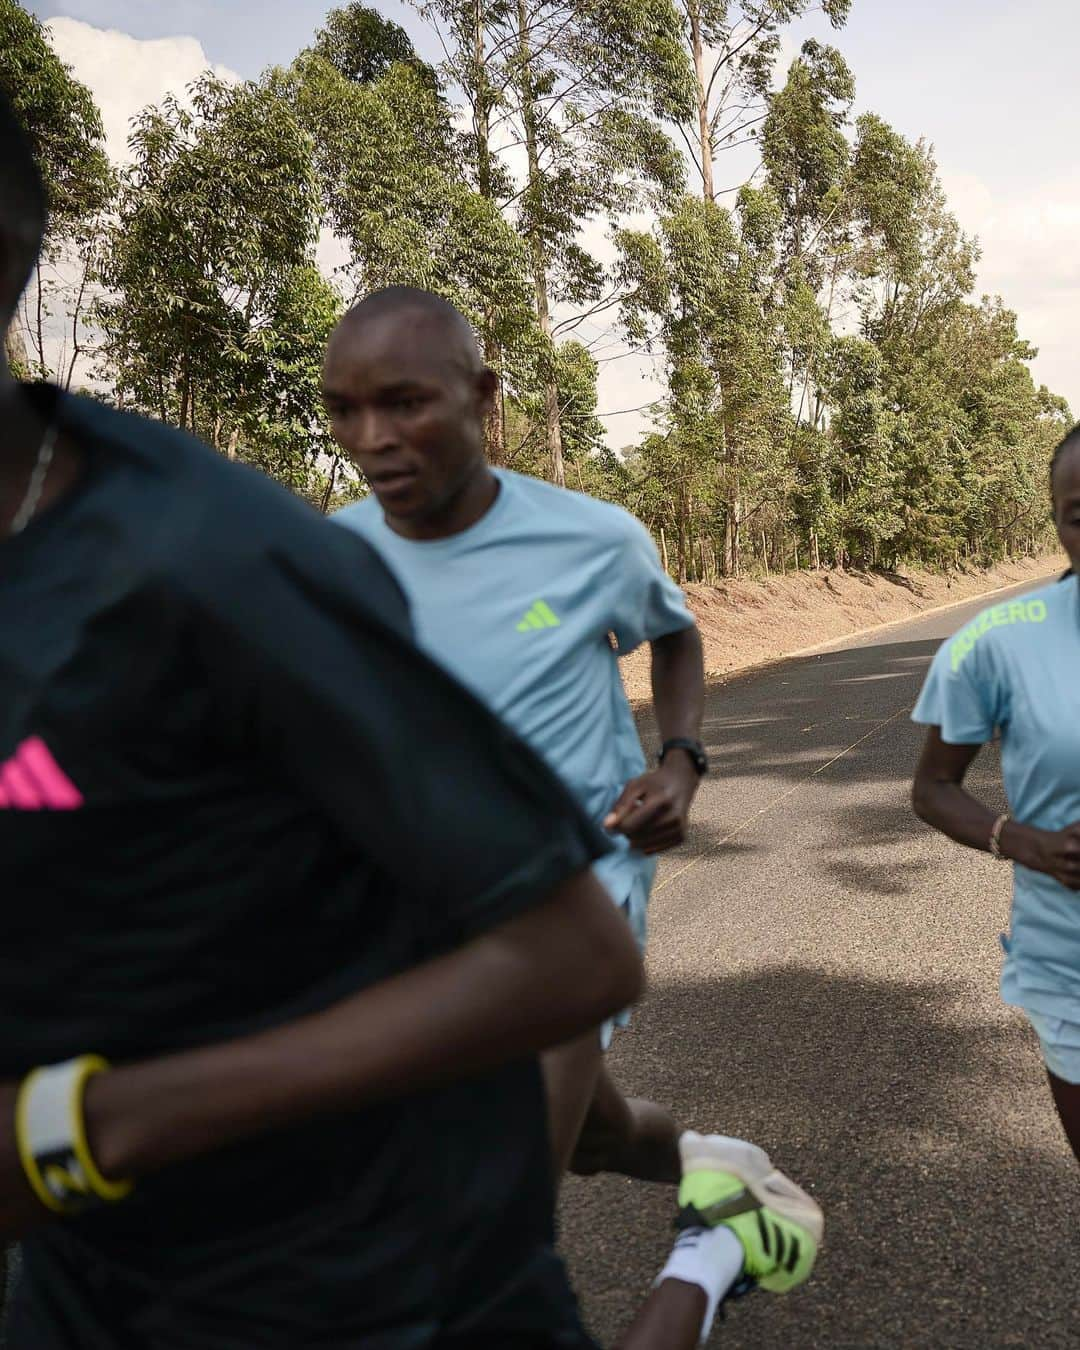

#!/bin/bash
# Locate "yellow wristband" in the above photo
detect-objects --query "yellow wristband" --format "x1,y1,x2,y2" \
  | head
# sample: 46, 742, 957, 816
14, 1055, 134, 1214
70, 1056, 134, 1203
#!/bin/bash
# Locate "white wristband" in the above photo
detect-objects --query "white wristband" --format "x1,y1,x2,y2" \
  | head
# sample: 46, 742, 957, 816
654, 1225, 745, 1342
15, 1056, 131, 1213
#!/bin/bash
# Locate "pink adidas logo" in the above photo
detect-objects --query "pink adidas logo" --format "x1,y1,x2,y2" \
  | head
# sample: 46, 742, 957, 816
0, 737, 84, 811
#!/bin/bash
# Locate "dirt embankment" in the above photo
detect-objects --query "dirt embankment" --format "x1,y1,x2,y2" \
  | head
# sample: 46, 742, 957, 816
621, 553, 1067, 702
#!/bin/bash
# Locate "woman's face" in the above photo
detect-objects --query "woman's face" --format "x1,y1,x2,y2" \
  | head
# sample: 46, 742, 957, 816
1053, 441, 1080, 575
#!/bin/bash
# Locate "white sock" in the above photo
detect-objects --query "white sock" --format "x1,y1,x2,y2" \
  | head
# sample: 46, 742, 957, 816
654, 1225, 745, 1342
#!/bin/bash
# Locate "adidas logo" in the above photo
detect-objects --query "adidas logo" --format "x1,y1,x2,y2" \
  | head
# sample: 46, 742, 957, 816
0, 736, 84, 811
516, 600, 561, 632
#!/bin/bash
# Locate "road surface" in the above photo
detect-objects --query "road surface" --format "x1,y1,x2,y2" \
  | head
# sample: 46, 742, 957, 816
560, 570, 1080, 1349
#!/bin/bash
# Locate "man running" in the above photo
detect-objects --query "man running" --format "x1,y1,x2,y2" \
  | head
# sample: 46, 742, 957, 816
331, 288, 706, 1181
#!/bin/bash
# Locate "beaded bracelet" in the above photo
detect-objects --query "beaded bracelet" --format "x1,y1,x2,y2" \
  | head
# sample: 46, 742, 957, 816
989, 812, 1011, 861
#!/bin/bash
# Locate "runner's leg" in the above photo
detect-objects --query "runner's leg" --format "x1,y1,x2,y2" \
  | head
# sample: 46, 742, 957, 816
1046, 1071, 1080, 1163
569, 1065, 681, 1184
542, 1033, 604, 1180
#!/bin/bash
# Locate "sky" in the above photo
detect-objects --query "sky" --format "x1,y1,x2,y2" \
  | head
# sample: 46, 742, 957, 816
28, 0, 1080, 445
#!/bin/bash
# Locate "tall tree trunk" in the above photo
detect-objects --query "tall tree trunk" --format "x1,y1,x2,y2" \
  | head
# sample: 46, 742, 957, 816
484, 377, 507, 466
728, 489, 741, 576
722, 506, 734, 578
472, 0, 506, 465
34, 259, 47, 380
179, 366, 191, 431
319, 458, 339, 514
718, 410, 741, 576
676, 480, 688, 583
4, 322, 28, 377
178, 313, 192, 430
687, 1, 714, 201
473, 0, 494, 202
515, 0, 565, 487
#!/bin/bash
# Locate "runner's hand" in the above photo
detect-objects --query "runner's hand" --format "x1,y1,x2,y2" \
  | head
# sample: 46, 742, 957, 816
604, 760, 699, 856
1030, 823, 1080, 891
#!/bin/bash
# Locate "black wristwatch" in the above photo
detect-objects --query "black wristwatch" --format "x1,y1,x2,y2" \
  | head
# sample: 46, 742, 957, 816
658, 738, 709, 777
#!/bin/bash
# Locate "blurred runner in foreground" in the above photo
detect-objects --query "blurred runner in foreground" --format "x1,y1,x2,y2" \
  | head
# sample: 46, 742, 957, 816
0, 88, 634, 1347
913, 428, 1080, 1163
332, 288, 706, 1184
0, 95, 822, 1348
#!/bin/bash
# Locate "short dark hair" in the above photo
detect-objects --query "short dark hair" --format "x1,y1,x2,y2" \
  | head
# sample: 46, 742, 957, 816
1050, 426, 1080, 580
349, 286, 467, 327
342, 286, 484, 372
0, 89, 48, 318
1050, 424, 1080, 500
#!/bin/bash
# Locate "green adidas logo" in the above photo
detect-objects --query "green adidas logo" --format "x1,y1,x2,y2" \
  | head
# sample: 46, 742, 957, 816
516, 600, 561, 632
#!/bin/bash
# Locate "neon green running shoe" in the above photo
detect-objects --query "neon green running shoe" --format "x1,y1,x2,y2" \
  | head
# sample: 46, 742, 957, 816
676, 1132, 824, 1294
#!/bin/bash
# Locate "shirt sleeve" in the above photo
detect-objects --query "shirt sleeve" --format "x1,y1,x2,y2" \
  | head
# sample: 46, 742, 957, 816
189, 496, 611, 949
609, 515, 695, 654
911, 614, 1007, 744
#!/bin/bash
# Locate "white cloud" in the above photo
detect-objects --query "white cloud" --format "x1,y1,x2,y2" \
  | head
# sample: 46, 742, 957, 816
45, 17, 239, 163
941, 166, 1080, 415
20, 20, 240, 387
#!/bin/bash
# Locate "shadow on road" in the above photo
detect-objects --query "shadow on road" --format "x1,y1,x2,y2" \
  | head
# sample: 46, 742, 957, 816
592, 593, 1080, 1345
698, 639, 943, 790
560, 964, 1080, 1349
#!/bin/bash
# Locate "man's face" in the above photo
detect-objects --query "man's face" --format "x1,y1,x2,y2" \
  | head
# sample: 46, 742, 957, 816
1053, 445, 1080, 575
322, 310, 494, 523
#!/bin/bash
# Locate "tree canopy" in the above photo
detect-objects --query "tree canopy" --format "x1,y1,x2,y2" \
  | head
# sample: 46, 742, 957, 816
4, 0, 1071, 555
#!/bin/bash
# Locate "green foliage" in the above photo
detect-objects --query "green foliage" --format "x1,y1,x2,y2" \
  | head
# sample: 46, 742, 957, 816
0, 0, 114, 382
14, 0, 1069, 563
504, 338, 604, 475
418, 0, 690, 479
607, 26, 1067, 581
0, 0, 111, 228
313, 4, 436, 88
95, 74, 339, 493
762, 40, 855, 264
275, 44, 542, 425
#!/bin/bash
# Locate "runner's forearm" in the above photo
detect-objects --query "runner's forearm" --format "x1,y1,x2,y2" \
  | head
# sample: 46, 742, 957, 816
912, 776, 1004, 853
650, 626, 704, 746
914, 777, 1050, 870
912, 730, 1001, 854
912, 729, 1043, 866
0, 870, 641, 1234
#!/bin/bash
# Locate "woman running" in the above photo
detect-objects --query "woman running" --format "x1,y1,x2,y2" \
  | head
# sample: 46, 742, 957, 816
912, 427, 1080, 1162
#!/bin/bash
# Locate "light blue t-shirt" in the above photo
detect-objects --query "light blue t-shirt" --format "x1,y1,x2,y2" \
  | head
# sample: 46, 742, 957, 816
912, 575, 1080, 1020
335, 469, 694, 943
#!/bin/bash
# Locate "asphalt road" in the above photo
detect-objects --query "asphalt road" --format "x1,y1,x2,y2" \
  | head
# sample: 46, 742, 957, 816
560, 571, 1080, 1349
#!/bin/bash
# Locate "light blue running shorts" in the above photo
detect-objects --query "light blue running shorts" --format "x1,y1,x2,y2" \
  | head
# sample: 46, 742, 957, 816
1026, 1010, 1080, 1085
599, 877, 650, 1051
